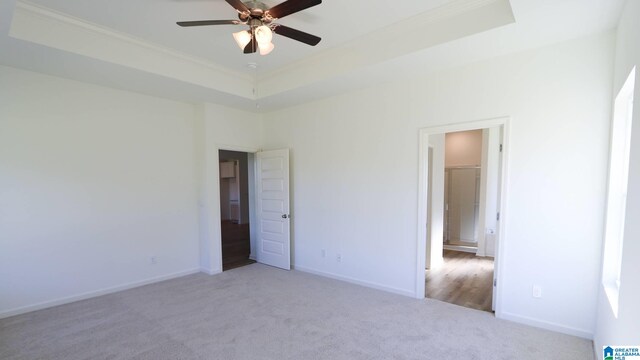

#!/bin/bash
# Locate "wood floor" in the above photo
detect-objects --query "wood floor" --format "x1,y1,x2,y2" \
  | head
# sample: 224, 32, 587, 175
426, 250, 494, 312
221, 220, 255, 271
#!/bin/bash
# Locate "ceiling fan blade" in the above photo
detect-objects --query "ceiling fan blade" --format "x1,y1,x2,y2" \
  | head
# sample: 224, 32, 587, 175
244, 34, 258, 54
266, 0, 321, 19
224, 0, 250, 13
273, 25, 321, 46
177, 20, 240, 27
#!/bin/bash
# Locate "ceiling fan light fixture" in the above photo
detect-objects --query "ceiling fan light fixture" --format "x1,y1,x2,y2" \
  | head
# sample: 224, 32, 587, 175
254, 25, 273, 45
178, 0, 322, 56
232, 30, 252, 49
259, 41, 275, 56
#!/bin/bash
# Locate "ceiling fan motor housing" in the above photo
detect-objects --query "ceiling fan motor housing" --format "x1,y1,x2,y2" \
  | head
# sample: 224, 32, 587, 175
244, 1, 268, 10
238, 1, 270, 22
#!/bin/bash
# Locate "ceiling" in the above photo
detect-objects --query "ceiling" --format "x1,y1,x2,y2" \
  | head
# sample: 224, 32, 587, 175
23, 0, 454, 74
0, 0, 625, 112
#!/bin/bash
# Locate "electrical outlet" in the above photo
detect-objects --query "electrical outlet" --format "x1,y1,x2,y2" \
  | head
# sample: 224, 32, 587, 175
150, 256, 157, 265
321, 249, 326, 258
532, 285, 542, 298
336, 254, 342, 263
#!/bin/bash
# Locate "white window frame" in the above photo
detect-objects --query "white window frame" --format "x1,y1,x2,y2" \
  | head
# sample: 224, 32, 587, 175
602, 67, 635, 318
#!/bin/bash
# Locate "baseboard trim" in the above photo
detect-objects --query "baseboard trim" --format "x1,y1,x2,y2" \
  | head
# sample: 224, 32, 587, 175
443, 244, 478, 253
292, 264, 415, 298
593, 340, 601, 360
498, 311, 594, 339
200, 267, 222, 275
0, 268, 201, 319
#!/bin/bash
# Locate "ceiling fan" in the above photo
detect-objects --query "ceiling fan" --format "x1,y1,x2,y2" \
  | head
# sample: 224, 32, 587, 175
177, 0, 322, 56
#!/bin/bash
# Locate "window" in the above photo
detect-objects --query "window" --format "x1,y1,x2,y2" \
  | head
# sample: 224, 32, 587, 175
602, 67, 635, 318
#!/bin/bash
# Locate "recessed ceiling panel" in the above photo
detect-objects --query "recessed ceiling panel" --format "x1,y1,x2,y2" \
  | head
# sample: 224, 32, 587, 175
27, 0, 453, 73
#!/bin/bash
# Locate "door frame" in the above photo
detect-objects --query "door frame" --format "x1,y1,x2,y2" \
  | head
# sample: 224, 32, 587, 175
204, 144, 259, 275
416, 117, 511, 318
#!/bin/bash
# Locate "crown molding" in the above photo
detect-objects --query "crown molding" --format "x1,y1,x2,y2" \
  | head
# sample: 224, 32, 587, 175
257, 0, 515, 98
11, 1, 256, 100
8, 0, 514, 104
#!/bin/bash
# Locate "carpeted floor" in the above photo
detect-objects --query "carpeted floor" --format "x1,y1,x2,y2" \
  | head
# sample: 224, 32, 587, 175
0, 264, 594, 360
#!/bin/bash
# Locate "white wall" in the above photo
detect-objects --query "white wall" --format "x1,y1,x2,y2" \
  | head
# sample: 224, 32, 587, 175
0, 65, 200, 317
445, 130, 483, 167
0, 65, 263, 317
262, 32, 613, 337
594, 0, 640, 355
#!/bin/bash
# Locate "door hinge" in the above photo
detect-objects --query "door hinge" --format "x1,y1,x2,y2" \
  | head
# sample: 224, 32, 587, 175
494, 279, 497, 287
499, 144, 503, 152
496, 212, 501, 221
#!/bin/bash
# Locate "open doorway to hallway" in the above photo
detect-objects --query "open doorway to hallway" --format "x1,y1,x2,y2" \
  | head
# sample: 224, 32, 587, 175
443, 130, 483, 253
425, 126, 504, 313
219, 150, 256, 271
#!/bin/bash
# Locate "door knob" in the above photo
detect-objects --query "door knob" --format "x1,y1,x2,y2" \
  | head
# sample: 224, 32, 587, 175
282, 214, 290, 219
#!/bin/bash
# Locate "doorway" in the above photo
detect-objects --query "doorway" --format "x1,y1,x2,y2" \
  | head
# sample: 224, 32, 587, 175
219, 150, 256, 271
416, 118, 509, 316
430, 129, 497, 312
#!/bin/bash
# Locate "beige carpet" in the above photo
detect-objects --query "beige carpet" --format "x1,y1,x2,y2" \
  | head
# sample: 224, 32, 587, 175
0, 264, 594, 360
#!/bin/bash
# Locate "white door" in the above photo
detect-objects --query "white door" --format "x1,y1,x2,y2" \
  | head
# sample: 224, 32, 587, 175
255, 149, 291, 270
